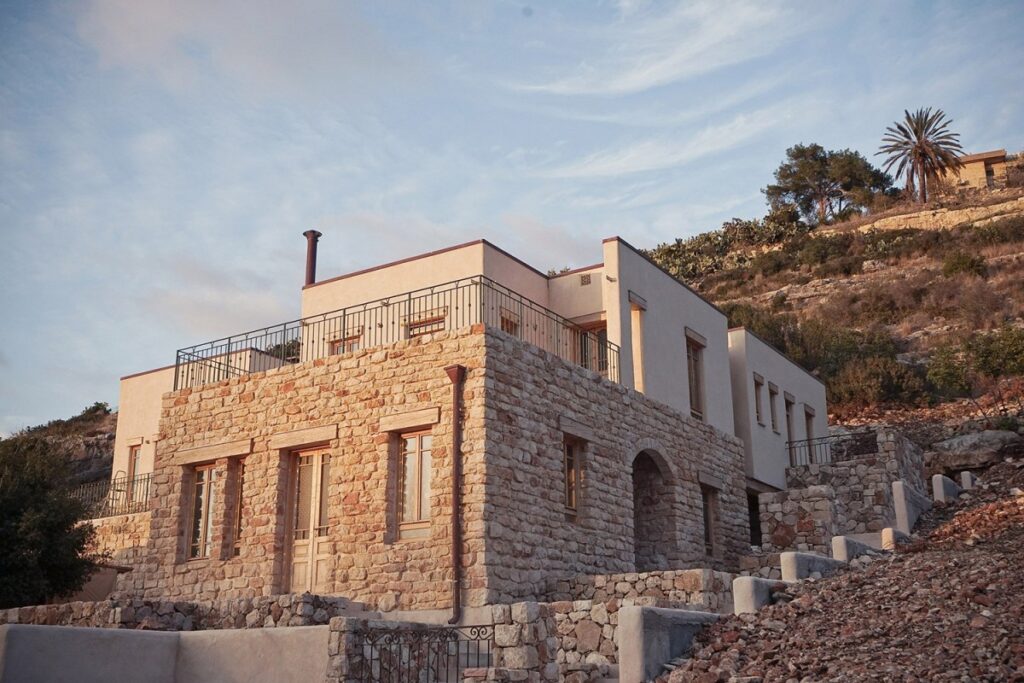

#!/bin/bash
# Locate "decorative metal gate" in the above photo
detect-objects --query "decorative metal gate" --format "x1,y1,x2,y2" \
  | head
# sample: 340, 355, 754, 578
350, 625, 494, 682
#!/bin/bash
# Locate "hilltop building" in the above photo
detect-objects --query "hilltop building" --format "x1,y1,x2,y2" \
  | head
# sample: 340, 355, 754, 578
94, 233, 826, 613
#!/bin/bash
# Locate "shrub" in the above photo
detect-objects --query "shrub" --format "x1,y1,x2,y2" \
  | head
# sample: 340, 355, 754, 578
829, 356, 926, 409
942, 251, 987, 278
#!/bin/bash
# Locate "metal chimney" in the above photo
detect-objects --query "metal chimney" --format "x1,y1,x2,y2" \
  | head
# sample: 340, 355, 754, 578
303, 230, 322, 286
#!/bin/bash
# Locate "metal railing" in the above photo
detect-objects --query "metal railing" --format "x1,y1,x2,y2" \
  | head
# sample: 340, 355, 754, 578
72, 473, 152, 519
174, 276, 621, 390
787, 430, 878, 468
350, 625, 494, 682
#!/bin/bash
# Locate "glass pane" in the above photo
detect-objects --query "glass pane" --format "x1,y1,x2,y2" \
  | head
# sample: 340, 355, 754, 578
189, 471, 205, 558
401, 448, 417, 523
317, 455, 331, 534
419, 446, 431, 521
420, 434, 432, 452
294, 458, 312, 538
203, 471, 218, 558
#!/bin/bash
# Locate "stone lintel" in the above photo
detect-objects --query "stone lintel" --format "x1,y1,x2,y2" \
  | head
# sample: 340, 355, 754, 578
559, 415, 596, 442
268, 424, 339, 451
698, 471, 725, 490
379, 407, 440, 433
174, 438, 253, 465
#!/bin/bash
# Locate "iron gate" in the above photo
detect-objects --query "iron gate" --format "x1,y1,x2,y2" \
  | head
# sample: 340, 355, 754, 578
350, 625, 494, 682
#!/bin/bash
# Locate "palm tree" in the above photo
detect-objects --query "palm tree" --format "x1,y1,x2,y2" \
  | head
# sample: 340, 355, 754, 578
877, 108, 964, 203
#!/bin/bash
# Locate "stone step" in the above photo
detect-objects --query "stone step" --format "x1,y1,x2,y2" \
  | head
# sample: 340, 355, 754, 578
780, 551, 846, 582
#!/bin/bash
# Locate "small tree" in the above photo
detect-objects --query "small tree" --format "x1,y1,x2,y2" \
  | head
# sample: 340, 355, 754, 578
0, 436, 98, 608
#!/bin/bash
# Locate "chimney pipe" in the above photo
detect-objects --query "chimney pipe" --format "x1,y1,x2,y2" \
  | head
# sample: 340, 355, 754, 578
303, 230, 322, 286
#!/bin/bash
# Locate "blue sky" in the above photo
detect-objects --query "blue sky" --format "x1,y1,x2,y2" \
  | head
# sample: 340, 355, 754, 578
1, 1, 1022, 434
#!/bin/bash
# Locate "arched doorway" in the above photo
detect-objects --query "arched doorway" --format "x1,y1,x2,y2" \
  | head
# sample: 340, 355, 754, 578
632, 450, 675, 571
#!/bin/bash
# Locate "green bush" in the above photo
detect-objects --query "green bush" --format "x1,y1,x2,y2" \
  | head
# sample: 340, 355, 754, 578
829, 356, 926, 409
942, 251, 987, 278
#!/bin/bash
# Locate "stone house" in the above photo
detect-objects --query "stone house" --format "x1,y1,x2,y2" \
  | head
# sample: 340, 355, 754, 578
94, 233, 827, 616
949, 149, 1010, 190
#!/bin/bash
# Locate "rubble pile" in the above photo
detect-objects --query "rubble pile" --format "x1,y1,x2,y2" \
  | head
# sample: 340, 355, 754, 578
662, 459, 1024, 682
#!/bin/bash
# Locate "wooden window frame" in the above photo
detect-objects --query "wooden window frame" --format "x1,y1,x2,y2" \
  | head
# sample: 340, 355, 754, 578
187, 464, 218, 560
563, 436, 582, 519
329, 335, 361, 355
397, 430, 432, 539
686, 337, 705, 422
499, 307, 520, 336
232, 459, 246, 557
407, 308, 447, 338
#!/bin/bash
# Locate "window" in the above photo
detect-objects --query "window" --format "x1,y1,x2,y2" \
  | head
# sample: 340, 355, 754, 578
407, 309, 446, 338
578, 322, 608, 375
701, 485, 718, 556
785, 395, 796, 461
188, 466, 218, 560
630, 303, 645, 393
563, 437, 581, 517
329, 335, 360, 355
753, 375, 765, 425
499, 308, 520, 336
768, 384, 779, 432
127, 444, 141, 480
804, 407, 815, 442
398, 431, 432, 538
233, 460, 246, 556
686, 337, 705, 422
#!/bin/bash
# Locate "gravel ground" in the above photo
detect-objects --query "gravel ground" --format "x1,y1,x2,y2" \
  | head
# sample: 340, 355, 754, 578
661, 460, 1024, 683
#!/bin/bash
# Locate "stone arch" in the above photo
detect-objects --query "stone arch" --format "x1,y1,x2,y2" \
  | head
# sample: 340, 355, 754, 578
631, 448, 677, 572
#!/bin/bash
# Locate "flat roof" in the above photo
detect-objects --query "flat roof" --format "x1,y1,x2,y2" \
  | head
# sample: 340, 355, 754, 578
959, 149, 1007, 163
304, 238, 550, 290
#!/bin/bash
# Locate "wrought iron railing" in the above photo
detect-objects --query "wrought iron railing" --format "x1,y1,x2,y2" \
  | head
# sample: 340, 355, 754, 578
350, 625, 494, 682
787, 430, 878, 468
72, 473, 152, 519
174, 276, 621, 390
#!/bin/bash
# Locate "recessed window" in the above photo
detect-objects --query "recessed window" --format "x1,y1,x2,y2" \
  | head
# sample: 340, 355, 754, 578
499, 308, 520, 336
188, 465, 218, 560
701, 484, 718, 556
804, 407, 815, 441
563, 437, 582, 517
329, 335, 360, 355
753, 375, 765, 425
398, 431, 432, 539
233, 459, 246, 557
768, 384, 779, 432
686, 337, 705, 422
408, 309, 447, 338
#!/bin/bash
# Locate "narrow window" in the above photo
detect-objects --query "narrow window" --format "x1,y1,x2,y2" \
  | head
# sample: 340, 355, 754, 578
408, 310, 446, 338
398, 431, 432, 538
127, 444, 141, 480
563, 437, 582, 517
233, 459, 246, 556
768, 384, 779, 432
317, 454, 331, 537
499, 308, 520, 336
329, 335, 360, 355
188, 465, 218, 559
785, 396, 796, 462
804, 407, 815, 442
753, 375, 765, 425
701, 485, 718, 556
686, 338, 705, 422
630, 305, 645, 393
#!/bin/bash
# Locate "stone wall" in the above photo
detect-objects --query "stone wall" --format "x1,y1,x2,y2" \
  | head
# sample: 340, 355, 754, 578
119, 326, 746, 611
481, 331, 748, 605
760, 430, 928, 554
758, 485, 837, 555
89, 510, 151, 565
0, 593, 364, 631
559, 569, 734, 614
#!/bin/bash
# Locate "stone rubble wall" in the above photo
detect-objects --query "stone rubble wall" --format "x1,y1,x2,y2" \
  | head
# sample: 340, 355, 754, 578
482, 331, 748, 605
758, 485, 837, 555
0, 593, 365, 632
737, 553, 782, 580
88, 510, 151, 566
558, 569, 734, 614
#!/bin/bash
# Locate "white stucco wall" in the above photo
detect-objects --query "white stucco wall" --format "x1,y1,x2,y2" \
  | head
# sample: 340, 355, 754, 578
601, 238, 735, 435
547, 266, 605, 323
728, 328, 828, 490
111, 366, 176, 480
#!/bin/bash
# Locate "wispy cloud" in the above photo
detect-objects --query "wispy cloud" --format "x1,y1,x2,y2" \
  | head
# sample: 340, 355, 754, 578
516, 1, 812, 96
538, 105, 792, 178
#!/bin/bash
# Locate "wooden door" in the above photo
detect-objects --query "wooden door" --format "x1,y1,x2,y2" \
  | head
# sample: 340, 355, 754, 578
289, 449, 333, 593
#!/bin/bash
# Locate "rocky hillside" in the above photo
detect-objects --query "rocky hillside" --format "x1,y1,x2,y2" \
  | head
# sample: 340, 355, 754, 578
661, 458, 1024, 681
11, 403, 117, 484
